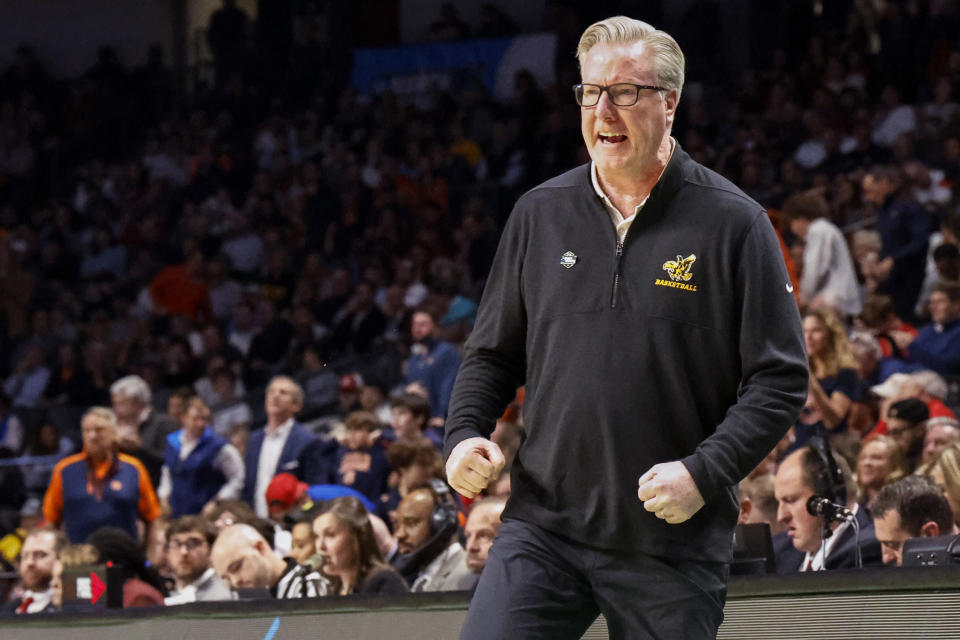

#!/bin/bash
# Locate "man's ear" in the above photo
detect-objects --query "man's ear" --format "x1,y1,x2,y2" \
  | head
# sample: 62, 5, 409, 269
663, 89, 680, 128
920, 520, 941, 537
738, 496, 752, 523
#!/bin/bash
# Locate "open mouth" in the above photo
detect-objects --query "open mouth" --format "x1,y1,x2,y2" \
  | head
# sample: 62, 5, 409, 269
599, 133, 627, 144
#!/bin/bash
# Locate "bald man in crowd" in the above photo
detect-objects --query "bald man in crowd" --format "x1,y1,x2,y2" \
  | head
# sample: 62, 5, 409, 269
210, 523, 324, 598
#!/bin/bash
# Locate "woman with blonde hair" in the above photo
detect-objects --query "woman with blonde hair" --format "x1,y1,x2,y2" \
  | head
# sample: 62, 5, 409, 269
795, 308, 862, 448
918, 442, 960, 524
856, 435, 908, 510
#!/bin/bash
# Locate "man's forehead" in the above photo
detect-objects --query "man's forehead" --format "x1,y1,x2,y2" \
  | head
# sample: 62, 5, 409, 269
775, 453, 805, 485
398, 494, 433, 517
466, 509, 499, 529
874, 510, 904, 534
23, 532, 55, 552
581, 41, 654, 77
171, 530, 205, 541
83, 416, 112, 429
291, 523, 314, 539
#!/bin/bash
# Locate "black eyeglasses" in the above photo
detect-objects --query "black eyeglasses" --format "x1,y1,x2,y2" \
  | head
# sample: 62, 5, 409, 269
168, 537, 207, 551
573, 83, 665, 107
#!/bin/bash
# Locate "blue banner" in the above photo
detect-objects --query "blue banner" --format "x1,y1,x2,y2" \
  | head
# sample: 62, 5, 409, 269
351, 33, 557, 102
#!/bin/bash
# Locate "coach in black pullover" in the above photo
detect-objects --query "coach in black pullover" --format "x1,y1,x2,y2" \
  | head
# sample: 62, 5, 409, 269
445, 15, 807, 640
445, 143, 808, 560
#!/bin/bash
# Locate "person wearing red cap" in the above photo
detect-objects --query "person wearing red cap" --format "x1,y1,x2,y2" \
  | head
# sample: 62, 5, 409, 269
337, 373, 364, 417
265, 473, 310, 522
266, 472, 378, 524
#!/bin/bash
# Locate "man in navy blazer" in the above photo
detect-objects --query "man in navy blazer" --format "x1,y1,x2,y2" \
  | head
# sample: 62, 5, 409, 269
243, 376, 335, 516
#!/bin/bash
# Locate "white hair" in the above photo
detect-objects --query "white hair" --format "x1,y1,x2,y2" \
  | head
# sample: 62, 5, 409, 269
926, 417, 960, 431
110, 375, 152, 405
576, 15, 685, 95
911, 370, 948, 400
848, 330, 883, 360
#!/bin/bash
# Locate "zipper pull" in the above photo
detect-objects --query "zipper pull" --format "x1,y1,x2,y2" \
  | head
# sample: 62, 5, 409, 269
616, 240, 623, 257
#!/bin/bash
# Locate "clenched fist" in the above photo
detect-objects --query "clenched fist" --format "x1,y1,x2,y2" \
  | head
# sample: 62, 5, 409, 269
445, 437, 506, 499
637, 461, 705, 525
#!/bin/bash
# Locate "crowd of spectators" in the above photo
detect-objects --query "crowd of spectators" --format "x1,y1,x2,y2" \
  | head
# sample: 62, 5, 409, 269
3, 0, 960, 615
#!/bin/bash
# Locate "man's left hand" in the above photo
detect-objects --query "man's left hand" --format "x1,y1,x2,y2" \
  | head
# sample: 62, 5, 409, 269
637, 461, 705, 525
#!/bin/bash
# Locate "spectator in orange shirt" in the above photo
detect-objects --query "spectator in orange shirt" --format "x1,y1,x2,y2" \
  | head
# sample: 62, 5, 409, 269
148, 248, 212, 322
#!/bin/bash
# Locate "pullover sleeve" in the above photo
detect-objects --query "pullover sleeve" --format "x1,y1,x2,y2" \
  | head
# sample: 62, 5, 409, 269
681, 212, 809, 499
444, 205, 528, 460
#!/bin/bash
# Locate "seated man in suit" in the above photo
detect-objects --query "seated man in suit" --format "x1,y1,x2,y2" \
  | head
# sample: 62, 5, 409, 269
243, 376, 335, 517
773, 444, 882, 572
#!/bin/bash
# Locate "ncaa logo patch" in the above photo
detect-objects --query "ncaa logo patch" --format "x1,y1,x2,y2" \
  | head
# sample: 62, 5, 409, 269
560, 251, 578, 269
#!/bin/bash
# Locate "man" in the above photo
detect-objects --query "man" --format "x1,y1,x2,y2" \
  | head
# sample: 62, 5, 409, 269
444, 16, 807, 639
782, 190, 861, 316
158, 396, 244, 517
923, 417, 960, 464
886, 397, 930, 471
909, 369, 956, 421
43, 407, 162, 543
861, 165, 931, 320
332, 280, 387, 355
111, 374, 179, 487
773, 446, 882, 572
459, 496, 507, 590
872, 475, 958, 566
4, 528, 65, 614
242, 376, 336, 517
336, 373, 363, 418
405, 310, 461, 422
164, 515, 232, 604
210, 523, 324, 598
899, 282, 960, 376
738, 473, 783, 535
392, 486, 471, 592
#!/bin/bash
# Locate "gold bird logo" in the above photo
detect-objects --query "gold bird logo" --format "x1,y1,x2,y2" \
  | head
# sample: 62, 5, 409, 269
662, 254, 697, 282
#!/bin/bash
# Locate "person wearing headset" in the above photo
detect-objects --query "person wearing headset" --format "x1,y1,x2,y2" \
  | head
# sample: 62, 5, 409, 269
391, 482, 470, 591
773, 441, 882, 572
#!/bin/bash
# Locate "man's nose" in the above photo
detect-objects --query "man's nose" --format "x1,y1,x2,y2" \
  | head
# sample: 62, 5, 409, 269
881, 548, 896, 565
776, 504, 788, 524
595, 90, 617, 118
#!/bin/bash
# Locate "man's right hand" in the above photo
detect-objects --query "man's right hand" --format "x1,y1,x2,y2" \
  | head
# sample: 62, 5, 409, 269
445, 437, 505, 499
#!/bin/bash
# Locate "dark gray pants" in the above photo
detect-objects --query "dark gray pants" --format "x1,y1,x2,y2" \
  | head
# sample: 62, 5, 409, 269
460, 519, 727, 640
